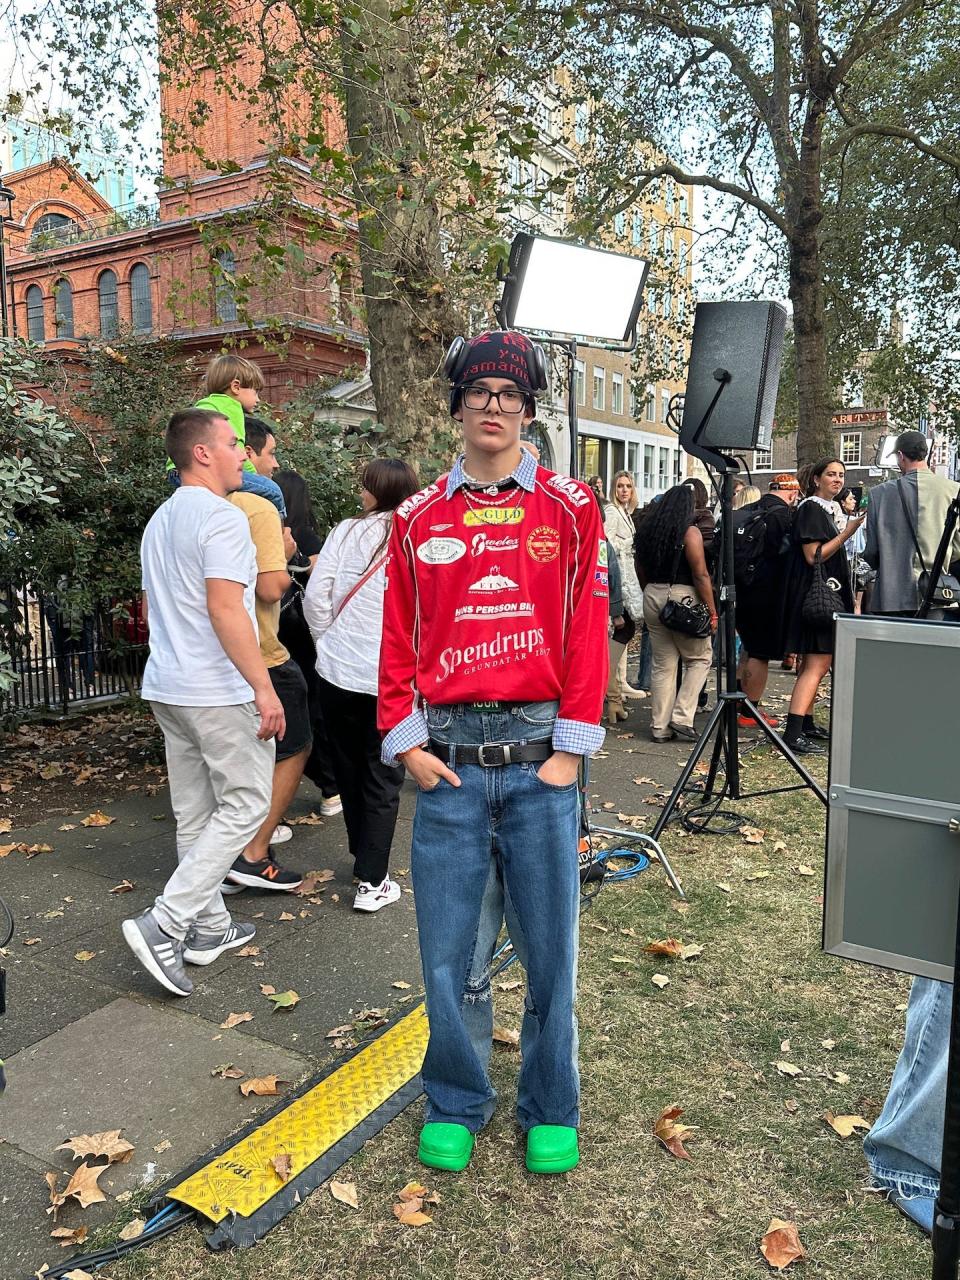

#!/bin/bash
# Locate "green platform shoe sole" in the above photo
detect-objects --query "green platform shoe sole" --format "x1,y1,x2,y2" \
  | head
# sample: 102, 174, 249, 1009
525, 1124, 579, 1174
418, 1122, 475, 1171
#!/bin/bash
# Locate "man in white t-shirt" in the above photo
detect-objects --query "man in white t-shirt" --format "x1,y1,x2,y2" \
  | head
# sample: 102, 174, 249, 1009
122, 408, 285, 996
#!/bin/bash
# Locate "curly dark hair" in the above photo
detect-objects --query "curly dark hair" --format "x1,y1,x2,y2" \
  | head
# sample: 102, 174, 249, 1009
634, 485, 695, 580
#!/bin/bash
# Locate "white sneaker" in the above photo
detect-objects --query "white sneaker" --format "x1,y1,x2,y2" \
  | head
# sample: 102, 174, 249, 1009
353, 877, 401, 913
271, 823, 293, 845
320, 794, 343, 817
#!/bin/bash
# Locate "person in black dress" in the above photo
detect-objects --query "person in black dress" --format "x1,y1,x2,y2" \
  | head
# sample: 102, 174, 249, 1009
781, 457, 866, 754
275, 471, 342, 819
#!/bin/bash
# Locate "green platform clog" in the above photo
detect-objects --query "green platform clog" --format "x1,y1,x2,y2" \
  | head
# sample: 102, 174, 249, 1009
418, 1122, 475, 1171
525, 1124, 579, 1174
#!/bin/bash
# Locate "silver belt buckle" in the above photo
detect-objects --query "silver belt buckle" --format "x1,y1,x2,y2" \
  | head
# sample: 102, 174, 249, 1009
477, 742, 512, 767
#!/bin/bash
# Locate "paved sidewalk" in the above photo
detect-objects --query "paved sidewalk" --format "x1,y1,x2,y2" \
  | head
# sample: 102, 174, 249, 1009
0, 675, 798, 1276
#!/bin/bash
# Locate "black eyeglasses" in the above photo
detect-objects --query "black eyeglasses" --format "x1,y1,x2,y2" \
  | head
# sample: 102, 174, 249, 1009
462, 386, 528, 414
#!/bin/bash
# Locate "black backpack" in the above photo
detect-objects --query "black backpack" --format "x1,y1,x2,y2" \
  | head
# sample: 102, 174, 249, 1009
732, 503, 772, 588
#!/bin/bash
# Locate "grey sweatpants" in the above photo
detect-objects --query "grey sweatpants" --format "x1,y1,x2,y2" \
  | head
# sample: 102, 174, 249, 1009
149, 701, 274, 939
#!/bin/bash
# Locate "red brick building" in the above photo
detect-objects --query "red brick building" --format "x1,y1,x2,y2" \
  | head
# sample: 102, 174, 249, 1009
4, 44, 365, 401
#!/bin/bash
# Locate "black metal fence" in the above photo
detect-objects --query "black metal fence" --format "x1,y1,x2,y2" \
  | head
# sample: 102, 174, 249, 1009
0, 580, 146, 718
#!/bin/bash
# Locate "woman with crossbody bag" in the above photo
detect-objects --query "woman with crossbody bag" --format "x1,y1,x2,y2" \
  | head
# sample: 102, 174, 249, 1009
303, 460, 419, 912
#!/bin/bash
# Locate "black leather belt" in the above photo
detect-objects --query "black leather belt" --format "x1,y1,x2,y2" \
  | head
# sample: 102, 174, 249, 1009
428, 739, 553, 768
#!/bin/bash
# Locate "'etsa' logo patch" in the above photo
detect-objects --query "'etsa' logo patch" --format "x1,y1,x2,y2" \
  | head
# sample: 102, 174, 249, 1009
417, 537, 466, 565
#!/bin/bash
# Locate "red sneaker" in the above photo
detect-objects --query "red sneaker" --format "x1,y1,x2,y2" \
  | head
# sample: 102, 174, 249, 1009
738, 710, 779, 729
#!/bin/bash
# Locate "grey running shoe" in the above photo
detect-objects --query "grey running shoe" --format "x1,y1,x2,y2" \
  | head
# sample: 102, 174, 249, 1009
220, 881, 246, 896
121, 910, 193, 996
183, 921, 257, 966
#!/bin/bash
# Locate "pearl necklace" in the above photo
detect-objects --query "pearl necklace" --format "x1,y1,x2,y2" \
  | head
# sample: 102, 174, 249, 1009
461, 466, 519, 496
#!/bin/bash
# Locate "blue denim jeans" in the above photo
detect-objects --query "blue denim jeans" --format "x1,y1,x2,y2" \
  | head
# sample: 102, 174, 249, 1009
864, 976, 949, 1233
636, 624, 653, 691
412, 701, 581, 1133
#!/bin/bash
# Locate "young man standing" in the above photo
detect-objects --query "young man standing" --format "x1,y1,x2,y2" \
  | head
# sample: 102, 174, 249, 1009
124, 409, 285, 996
378, 331, 609, 1175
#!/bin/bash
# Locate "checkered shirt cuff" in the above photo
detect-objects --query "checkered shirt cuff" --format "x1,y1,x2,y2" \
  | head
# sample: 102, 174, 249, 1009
553, 718, 605, 757
381, 711, 430, 767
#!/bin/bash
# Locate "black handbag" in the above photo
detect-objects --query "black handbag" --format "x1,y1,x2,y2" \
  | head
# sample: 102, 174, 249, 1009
801, 545, 844, 626
658, 542, 712, 638
896, 479, 960, 610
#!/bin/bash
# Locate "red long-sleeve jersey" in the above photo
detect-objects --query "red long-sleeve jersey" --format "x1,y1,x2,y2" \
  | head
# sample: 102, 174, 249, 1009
378, 460, 609, 763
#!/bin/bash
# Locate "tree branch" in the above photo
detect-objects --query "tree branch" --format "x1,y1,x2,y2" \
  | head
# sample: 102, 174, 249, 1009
619, 160, 791, 236
828, 122, 960, 172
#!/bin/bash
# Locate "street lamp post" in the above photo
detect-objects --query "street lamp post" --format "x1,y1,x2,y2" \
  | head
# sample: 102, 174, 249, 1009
0, 181, 15, 339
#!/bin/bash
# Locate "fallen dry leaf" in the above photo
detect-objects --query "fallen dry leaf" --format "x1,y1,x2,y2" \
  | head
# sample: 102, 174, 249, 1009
740, 825, 766, 844
780, 1038, 791, 1053
746, 870, 772, 881
259, 983, 277, 996
760, 1218, 806, 1270
58, 824, 78, 832
57, 1130, 134, 1164
326, 1024, 354, 1039
239, 1075, 287, 1097
237, 945, 260, 957
271, 1153, 293, 1182
62, 1271, 96, 1280
828, 1070, 851, 1085
0, 842, 17, 857
492, 1026, 520, 1048
118, 1217, 145, 1241
296, 869, 335, 895
651, 974, 670, 989
45, 1163, 109, 1218
716, 882, 732, 893
796, 864, 816, 877
153, 1139, 172, 1154
644, 937, 683, 959
288, 813, 325, 825
74, 950, 97, 963
23, 937, 41, 946
80, 811, 115, 827
821, 1038, 836, 1050
0, 819, 10, 833
653, 1105, 696, 1160
50, 1225, 88, 1247
267, 990, 300, 1010
393, 1202, 433, 1227
784, 1099, 800, 1114
497, 979, 522, 991
330, 1180, 359, 1209
278, 911, 295, 922
211, 1064, 245, 1079
220, 1011, 254, 1029
680, 943, 704, 960
392, 980, 412, 990
398, 1181, 429, 1201
25, 843, 53, 857
823, 1111, 870, 1138
775, 1061, 803, 1077
109, 880, 135, 894
772, 840, 787, 853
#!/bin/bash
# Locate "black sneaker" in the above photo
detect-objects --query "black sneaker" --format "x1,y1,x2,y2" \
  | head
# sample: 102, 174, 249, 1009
785, 733, 827, 756
668, 722, 698, 741
804, 724, 830, 741
225, 855, 303, 892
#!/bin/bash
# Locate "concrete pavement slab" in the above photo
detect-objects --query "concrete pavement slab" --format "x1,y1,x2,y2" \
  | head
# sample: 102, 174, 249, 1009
0, 997, 313, 1275
0, 1145, 69, 1280
0, 954, 123, 1056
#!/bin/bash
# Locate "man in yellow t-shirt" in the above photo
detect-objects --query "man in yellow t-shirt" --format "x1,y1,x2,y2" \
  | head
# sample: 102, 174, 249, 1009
223, 490, 311, 890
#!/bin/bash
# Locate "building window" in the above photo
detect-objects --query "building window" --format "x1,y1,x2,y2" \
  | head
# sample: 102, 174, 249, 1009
29, 212, 80, 248
645, 385, 656, 421
754, 446, 773, 470
631, 211, 642, 246
643, 443, 655, 492
98, 269, 119, 338
592, 366, 605, 410
613, 211, 625, 237
661, 390, 670, 423
574, 359, 585, 406
658, 447, 671, 490
629, 382, 639, 419
215, 248, 238, 324
130, 263, 152, 334
627, 441, 639, 481
54, 278, 74, 338
574, 103, 589, 144
611, 371, 624, 415
841, 432, 862, 465
25, 285, 45, 341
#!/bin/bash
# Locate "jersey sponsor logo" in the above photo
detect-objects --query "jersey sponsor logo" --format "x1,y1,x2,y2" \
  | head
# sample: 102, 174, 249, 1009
416, 536, 466, 565
396, 482, 441, 520
546, 474, 590, 507
454, 601, 535, 623
526, 524, 560, 564
437, 627, 546, 682
462, 507, 525, 526
468, 566, 518, 593
429, 523, 454, 532
470, 531, 519, 557
597, 539, 608, 567
595, 569, 608, 587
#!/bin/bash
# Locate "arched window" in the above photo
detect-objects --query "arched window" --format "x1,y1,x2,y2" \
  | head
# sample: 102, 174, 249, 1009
25, 286, 45, 341
98, 269, 119, 338
214, 248, 237, 324
54, 278, 74, 338
29, 212, 80, 248
130, 263, 152, 334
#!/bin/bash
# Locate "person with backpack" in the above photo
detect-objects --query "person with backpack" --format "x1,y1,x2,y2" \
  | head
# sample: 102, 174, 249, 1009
732, 474, 799, 727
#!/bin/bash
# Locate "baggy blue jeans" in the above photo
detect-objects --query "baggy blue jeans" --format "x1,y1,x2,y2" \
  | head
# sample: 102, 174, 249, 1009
411, 702, 581, 1133
864, 976, 949, 1233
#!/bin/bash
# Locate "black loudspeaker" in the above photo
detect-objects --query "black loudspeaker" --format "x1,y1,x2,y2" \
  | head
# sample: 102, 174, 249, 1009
680, 301, 787, 453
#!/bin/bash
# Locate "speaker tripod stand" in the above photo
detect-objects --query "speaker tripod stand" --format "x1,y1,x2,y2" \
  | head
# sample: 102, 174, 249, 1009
648, 461, 827, 844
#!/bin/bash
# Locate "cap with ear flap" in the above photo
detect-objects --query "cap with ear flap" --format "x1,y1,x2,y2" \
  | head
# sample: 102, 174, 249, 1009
445, 330, 548, 414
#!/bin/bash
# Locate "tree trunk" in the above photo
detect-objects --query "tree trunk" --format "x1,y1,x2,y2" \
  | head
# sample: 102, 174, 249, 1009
340, 0, 464, 470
